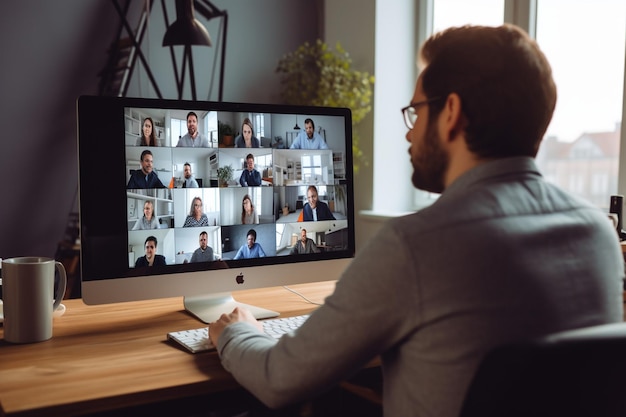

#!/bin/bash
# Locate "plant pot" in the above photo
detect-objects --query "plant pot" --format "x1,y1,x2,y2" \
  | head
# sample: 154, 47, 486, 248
222, 135, 234, 147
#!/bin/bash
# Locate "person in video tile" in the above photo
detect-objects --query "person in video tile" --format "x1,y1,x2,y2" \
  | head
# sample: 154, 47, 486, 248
134, 235, 166, 267
190, 231, 215, 263
136, 117, 158, 146
289, 229, 320, 255
176, 112, 209, 147
233, 229, 266, 259
239, 154, 262, 187
303, 185, 335, 221
290, 118, 329, 150
127, 150, 166, 189
235, 118, 260, 148
241, 194, 259, 225
183, 197, 209, 227
132, 200, 159, 230
181, 162, 199, 188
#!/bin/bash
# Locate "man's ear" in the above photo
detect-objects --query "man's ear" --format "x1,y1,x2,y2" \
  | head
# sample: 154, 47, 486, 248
438, 93, 466, 141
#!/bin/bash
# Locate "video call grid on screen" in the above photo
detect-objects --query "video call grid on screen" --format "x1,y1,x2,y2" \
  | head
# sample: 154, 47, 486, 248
77, 96, 355, 281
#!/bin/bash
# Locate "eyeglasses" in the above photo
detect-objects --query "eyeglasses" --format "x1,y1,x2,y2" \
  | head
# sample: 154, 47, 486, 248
401, 97, 443, 130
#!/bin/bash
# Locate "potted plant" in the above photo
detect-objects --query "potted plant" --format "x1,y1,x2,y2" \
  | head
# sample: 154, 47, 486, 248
276, 40, 374, 172
218, 121, 234, 147
217, 164, 234, 187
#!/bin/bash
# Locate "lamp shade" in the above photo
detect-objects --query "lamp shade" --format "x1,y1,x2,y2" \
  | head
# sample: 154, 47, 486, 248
163, 0, 212, 47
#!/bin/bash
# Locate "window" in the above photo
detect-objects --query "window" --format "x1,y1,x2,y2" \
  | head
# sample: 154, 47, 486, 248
411, 0, 505, 208
433, 0, 504, 31
301, 154, 322, 183
535, 0, 625, 209
171, 118, 186, 144
253, 113, 265, 139
372, 0, 626, 215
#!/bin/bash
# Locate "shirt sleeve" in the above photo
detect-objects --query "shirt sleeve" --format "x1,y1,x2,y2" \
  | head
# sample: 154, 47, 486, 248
217, 223, 419, 409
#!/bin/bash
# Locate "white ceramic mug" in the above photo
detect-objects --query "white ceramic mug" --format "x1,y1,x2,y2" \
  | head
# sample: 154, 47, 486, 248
2, 257, 67, 343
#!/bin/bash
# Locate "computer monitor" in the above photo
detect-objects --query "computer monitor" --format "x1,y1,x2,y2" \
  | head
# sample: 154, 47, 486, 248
76, 96, 355, 323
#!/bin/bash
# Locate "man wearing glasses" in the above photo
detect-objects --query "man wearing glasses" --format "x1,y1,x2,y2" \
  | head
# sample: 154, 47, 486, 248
208, 25, 624, 417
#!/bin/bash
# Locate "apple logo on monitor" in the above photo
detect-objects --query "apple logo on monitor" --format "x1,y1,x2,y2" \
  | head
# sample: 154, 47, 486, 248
236, 273, 245, 284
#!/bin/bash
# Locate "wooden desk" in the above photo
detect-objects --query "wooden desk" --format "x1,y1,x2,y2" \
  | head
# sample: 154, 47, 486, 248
0, 281, 336, 417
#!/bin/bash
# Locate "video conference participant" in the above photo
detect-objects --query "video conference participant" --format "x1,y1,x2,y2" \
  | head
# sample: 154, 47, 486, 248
181, 163, 199, 188
136, 117, 158, 146
290, 118, 329, 150
208, 25, 624, 417
132, 200, 159, 230
190, 231, 215, 263
241, 194, 259, 225
302, 185, 335, 221
239, 153, 262, 187
127, 150, 166, 189
289, 228, 319, 255
134, 235, 166, 267
233, 229, 266, 259
183, 196, 209, 227
176, 112, 209, 147
235, 118, 260, 148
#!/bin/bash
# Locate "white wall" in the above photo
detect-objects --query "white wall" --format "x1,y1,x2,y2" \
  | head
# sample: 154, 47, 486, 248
324, 0, 378, 251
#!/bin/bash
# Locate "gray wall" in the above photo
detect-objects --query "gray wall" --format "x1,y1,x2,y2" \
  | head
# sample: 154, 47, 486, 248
0, 0, 323, 258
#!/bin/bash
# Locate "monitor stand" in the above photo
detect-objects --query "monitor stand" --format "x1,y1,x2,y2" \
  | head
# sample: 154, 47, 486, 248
183, 292, 279, 324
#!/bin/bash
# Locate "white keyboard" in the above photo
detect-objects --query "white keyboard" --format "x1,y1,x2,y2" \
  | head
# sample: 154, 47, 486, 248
167, 314, 310, 354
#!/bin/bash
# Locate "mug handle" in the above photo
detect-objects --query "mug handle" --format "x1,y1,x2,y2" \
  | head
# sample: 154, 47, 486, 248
53, 261, 67, 311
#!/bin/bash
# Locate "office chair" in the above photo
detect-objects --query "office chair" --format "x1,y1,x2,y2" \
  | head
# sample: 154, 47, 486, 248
458, 322, 626, 417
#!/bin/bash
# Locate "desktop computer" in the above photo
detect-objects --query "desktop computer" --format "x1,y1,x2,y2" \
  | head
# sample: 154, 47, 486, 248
76, 96, 355, 323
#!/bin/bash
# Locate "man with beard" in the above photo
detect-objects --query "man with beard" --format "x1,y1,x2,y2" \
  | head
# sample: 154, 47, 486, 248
176, 112, 209, 147
127, 149, 166, 189
190, 231, 215, 263
207, 25, 624, 417
181, 162, 199, 188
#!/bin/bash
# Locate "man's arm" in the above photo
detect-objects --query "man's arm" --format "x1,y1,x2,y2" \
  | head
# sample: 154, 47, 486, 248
290, 133, 301, 149
316, 133, 329, 150
127, 171, 139, 189
213, 223, 417, 409
239, 171, 247, 187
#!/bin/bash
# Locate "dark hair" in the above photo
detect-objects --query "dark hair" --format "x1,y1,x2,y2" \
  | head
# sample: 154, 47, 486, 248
184, 162, 191, 169
139, 117, 158, 146
187, 111, 198, 121
420, 24, 557, 158
246, 153, 254, 161
140, 149, 153, 161
145, 235, 158, 248
304, 118, 315, 130
246, 229, 257, 241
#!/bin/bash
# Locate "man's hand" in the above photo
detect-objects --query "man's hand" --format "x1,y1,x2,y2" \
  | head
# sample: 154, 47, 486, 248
209, 307, 263, 347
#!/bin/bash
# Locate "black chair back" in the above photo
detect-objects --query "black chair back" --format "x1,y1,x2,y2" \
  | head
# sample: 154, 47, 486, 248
459, 323, 626, 417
